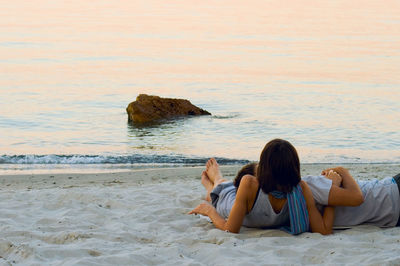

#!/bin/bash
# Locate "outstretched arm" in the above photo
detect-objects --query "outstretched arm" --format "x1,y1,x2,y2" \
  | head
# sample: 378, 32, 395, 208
188, 201, 228, 229
322, 167, 364, 206
300, 181, 335, 235
189, 175, 257, 233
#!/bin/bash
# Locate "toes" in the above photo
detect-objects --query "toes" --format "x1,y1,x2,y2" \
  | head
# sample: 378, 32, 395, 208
206, 158, 219, 169
210, 158, 218, 167
210, 158, 216, 165
206, 158, 212, 169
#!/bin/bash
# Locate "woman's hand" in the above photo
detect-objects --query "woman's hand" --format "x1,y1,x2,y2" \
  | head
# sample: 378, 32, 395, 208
322, 167, 364, 206
324, 170, 342, 187
189, 201, 232, 232
321, 166, 347, 177
189, 202, 214, 216
189, 175, 256, 233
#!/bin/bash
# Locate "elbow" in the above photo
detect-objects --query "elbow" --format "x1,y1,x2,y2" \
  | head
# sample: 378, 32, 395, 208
315, 227, 333, 235
222, 225, 240, 234
225, 227, 240, 234
313, 228, 333, 235
357, 195, 364, 206
320, 227, 333, 236
311, 226, 333, 235
320, 229, 333, 235
224, 229, 239, 234
352, 192, 364, 206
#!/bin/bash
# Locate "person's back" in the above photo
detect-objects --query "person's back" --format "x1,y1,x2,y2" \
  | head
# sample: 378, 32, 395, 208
212, 181, 290, 228
191, 139, 335, 235
304, 175, 400, 227
242, 188, 290, 228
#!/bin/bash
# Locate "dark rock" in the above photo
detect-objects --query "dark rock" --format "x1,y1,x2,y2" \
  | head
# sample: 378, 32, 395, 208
126, 94, 211, 123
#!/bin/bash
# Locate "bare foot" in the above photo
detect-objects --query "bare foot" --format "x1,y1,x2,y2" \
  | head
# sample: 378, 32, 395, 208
205, 158, 223, 184
202, 170, 214, 188
201, 171, 213, 202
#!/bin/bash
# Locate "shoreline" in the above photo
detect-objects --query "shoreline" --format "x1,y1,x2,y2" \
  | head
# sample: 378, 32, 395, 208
1, 163, 399, 190
2, 161, 400, 175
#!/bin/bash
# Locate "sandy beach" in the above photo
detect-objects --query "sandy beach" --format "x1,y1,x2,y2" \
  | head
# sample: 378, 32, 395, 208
1, 0, 399, 264
0, 164, 399, 265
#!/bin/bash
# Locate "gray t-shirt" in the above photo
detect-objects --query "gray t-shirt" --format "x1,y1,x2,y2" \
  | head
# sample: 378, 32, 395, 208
242, 187, 289, 228
303, 175, 400, 227
211, 181, 289, 228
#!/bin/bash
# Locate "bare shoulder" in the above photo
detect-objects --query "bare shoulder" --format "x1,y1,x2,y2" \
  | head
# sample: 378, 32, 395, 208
237, 174, 259, 212
299, 180, 307, 189
299, 180, 311, 194
238, 174, 259, 191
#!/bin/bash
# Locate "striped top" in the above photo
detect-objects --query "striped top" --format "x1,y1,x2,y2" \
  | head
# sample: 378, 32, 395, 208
270, 185, 309, 235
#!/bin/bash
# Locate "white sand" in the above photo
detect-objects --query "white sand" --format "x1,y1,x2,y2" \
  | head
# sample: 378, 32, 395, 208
1, 164, 400, 265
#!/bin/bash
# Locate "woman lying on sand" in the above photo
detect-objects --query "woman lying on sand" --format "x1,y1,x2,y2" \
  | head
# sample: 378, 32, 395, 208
190, 140, 400, 234
190, 139, 363, 235
213, 162, 399, 229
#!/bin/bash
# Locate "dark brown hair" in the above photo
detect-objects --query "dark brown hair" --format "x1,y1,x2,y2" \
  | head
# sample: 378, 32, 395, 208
233, 162, 257, 188
257, 139, 300, 193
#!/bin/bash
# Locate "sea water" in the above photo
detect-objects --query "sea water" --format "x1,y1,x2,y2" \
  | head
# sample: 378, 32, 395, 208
1, 0, 399, 173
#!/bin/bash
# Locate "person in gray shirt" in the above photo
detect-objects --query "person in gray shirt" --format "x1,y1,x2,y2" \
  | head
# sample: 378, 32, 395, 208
304, 168, 400, 228
190, 139, 338, 234
206, 161, 399, 231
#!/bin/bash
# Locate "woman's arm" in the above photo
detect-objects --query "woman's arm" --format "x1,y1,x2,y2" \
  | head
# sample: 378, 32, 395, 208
322, 167, 364, 206
188, 201, 228, 229
189, 175, 257, 233
300, 181, 334, 235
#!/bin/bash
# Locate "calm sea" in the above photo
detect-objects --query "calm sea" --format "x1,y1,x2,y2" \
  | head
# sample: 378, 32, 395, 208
1, 0, 400, 173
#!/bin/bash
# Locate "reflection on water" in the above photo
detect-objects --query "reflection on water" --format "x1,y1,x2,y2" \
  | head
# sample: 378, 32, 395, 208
0, 0, 399, 166
127, 119, 175, 151
127, 118, 182, 134
126, 116, 204, 154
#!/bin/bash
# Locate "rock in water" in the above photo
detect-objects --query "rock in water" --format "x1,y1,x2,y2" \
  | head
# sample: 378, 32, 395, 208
126, 94, 211, 123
